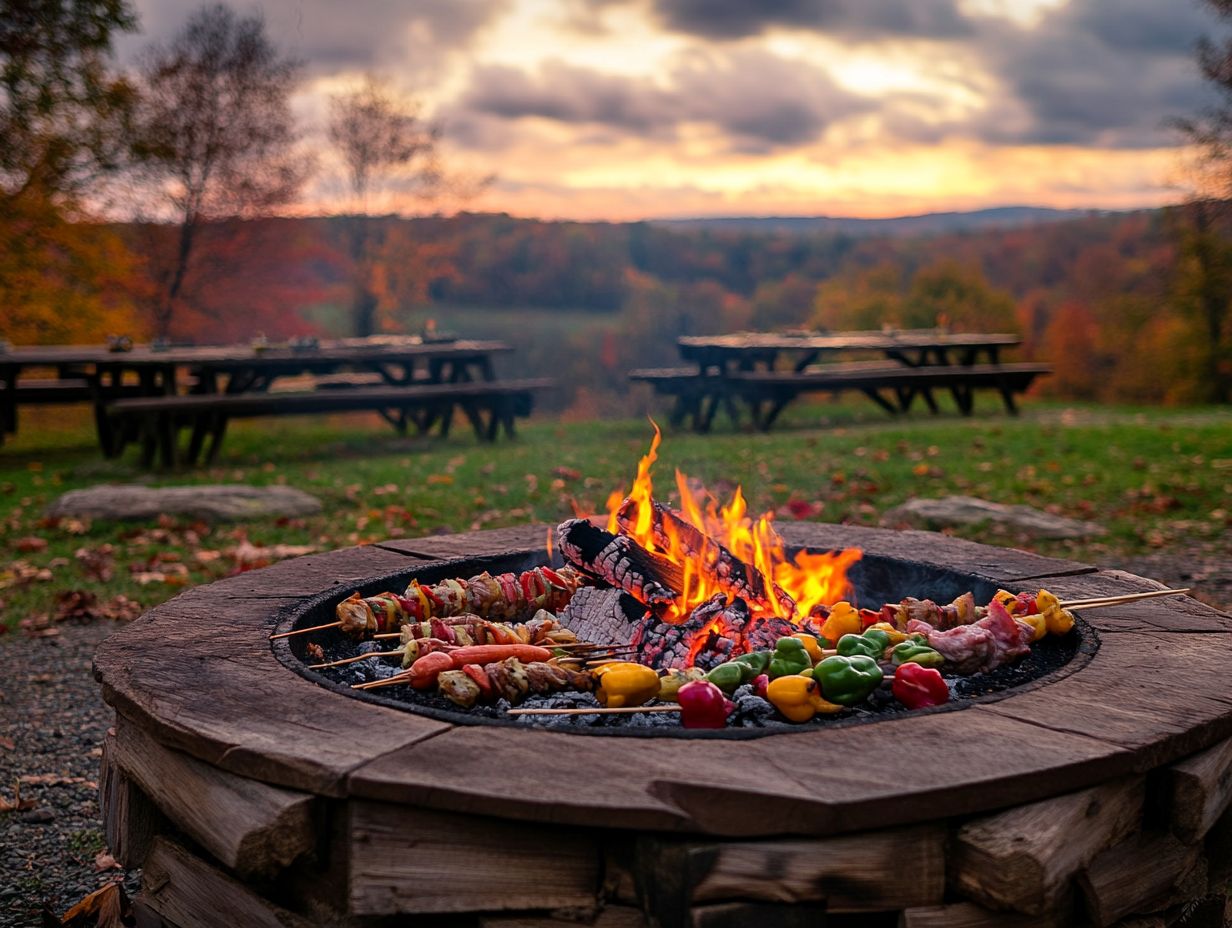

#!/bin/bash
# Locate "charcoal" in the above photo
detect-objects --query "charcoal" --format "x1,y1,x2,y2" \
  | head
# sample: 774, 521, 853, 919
556, 519, 682, 606
742, 615, 797, 652
734, 693, 776, 726
558, 586, 646, 645
616, 498, 795, 615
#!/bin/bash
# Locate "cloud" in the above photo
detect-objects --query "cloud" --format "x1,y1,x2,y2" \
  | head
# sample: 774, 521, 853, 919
970, 0, 1217, 148
645, 0, 972, 41
457, 48, 874, 150
121, 0, 507, 80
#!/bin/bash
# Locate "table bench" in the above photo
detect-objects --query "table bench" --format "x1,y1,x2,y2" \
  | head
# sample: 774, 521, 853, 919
632, 363, 1051, 431
106, 379, 553, 468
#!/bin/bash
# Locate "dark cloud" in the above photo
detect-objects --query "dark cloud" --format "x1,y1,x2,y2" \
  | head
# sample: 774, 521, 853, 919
121, 0, 506, 79
646, 0, 971, 41
458, 48, 873, 151
970, 0, 1218, 149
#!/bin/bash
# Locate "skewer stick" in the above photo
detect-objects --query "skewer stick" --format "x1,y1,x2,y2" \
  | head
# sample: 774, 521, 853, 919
269, 621, 340, 640
508, 705, 680, 717
1061, 588, 1189, 608
309, 650, 403, 670
352, 674, 411, 690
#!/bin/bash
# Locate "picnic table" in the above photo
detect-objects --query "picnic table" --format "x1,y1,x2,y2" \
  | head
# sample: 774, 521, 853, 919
631, 329, 1050, 431
0, 339, 547, 465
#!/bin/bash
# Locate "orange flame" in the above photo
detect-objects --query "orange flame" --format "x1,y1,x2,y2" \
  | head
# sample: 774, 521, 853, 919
607, 428, 860, 626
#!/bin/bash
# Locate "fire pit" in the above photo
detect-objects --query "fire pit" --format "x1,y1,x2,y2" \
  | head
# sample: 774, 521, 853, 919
95, 522, 1232, 926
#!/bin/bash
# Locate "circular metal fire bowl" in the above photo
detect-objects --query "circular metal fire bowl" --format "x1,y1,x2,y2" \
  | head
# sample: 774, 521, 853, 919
272, 544, 1097, 737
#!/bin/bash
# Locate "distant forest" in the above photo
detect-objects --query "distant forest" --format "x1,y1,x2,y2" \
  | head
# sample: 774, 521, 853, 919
10, 208, 1228, 413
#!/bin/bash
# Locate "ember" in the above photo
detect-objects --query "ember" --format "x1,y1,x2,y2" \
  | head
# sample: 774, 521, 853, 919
558, 425, 863, 666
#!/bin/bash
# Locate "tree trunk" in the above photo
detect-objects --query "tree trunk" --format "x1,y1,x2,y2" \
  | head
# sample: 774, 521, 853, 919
157, 219, 198, 341
347, 215, 377, 337
1188, 201, 1231, 404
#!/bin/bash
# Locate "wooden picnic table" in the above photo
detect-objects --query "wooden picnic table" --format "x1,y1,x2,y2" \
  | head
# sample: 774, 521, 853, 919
677, 330, 1021, 373
0, 339, 513, 452
633, 330, 1047, 431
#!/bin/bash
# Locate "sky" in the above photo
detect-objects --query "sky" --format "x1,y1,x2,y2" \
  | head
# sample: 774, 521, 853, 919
118, 0, 1224, 221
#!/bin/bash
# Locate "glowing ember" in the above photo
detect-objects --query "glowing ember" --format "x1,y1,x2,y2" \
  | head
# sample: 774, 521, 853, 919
605, 424, 861, 627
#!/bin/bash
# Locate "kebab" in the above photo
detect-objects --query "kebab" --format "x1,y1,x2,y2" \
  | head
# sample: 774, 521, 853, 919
272, 564, 588, 641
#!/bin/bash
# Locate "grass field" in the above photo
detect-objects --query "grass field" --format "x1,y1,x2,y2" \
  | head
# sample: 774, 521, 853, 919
1, 399, 1230, 633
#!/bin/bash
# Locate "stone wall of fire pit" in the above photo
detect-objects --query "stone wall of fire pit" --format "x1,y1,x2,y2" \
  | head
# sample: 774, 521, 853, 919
94, 523, 1232, 927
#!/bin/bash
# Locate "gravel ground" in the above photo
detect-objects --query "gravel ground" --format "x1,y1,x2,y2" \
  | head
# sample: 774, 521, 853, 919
0, 623, 140, 928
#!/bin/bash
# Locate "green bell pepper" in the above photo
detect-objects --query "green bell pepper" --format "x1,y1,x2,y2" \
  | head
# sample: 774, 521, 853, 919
891, 636, 944, 668
836, 629, 891, 660
815, 654, 884, 706
768, 637, 812, 679
733, 650, 771, 676
706, 661, 753, 694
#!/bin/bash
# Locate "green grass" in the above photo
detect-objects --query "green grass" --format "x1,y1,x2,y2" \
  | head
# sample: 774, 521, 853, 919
1, 399, 1230, 632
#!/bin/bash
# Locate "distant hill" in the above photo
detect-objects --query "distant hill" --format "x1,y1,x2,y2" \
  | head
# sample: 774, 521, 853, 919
655, 206, 1115, 238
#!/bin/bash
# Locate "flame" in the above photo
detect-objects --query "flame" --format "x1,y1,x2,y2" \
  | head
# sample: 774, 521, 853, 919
606, 429, 860, 628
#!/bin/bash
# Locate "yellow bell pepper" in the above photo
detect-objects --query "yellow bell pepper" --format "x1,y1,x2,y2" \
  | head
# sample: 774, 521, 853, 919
820, 601, 861, 645
867, 622, 909, 646
766, 675, 845, 723
1018, 612, 1047, 642
993, 589, 1021, 614
1035, 589, 1075, 636
792, 633, 825, 664
593, 662, 661, 708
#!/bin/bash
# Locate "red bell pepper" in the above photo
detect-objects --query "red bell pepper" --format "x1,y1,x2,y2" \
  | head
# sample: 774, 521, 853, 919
892, 662, 949, 710
676, 680, 734, 729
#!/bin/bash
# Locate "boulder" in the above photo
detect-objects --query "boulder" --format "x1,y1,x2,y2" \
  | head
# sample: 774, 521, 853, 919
46, 484, 322, 523
882, 495, 1105, 540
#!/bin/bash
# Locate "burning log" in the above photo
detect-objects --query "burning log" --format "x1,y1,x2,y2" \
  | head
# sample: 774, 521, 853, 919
616, 498, 796, 616
556, 519, 682, 607
633, 594, 751, 671
559, 587, 647, 647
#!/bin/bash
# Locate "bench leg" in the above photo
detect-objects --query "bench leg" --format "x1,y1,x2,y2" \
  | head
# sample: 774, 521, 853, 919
138, 414, 157, 468
157, 412, 177, 470
998, 384, 1020, 415
951, 384, 974, 415
860, 389, 899, 416
186, 414, 212, 465
205, 416, 228, 464
920, 387, 940, 414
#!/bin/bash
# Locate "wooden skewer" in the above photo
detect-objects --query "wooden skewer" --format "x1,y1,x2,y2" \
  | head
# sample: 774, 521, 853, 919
508, 705, 680, 717
352, 674, 411, 690
309, 650, 403, 670
1061, 588, 1190, 609
270, 621, 340, 640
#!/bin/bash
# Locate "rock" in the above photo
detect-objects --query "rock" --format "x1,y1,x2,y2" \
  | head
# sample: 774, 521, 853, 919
46, 484, 322, 523
19, 809, 55, 824
882, 495, 1105, 540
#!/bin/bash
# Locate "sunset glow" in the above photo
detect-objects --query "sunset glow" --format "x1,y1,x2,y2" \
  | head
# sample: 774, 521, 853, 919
123, 0, 1218, 220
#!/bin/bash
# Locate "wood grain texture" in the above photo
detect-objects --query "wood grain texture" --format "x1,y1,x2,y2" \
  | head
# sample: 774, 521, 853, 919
348, 801, 601, 916
479, 908, 648, 928
376, 523, 551, 559
1078, 833, 1205, 926
93, 545, 451, 796
899, 902, 1069, 928
1168, 735, 1232, 843
688, 901, 826, 928
140, 836, 313, 928
99, 728, 165, 869
113, 715, 316, 878
951, 777, 1145, 915
683, 825, 945, 911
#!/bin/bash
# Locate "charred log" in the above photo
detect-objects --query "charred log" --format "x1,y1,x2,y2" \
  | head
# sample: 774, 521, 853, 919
558, 587, 647, 645
633, 594, 753, 671
615, 498, 795, 615
556, 519, 681, 607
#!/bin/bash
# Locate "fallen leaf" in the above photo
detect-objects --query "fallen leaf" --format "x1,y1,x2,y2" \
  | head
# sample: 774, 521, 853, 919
19, 774, 86, 787
93, 851, 121, 872
75, 545, 115, 582
14, 536, 48, 553
552, 466, 582, 481
0, 781, 35, 813
0, 737, 14, 750
59, 881, 130, 928
426, 473, 453, 485
306, 642, 325, 661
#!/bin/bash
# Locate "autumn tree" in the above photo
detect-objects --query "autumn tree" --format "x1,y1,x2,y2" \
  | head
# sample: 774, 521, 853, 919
1172, 0, 1232, 402
129, 4, 306, 339
326, 78, 446, 337
1, 0, 145, 343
